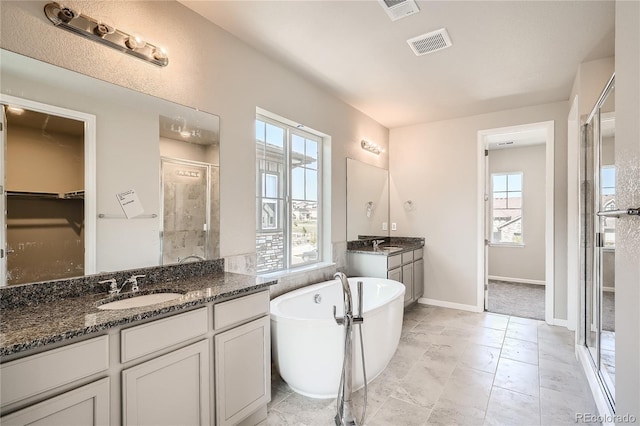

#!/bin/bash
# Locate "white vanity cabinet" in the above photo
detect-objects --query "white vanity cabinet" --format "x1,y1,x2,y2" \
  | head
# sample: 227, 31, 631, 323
1, 289, 272, 426
121, 308, 211, 426
0, 336, 110, 426
0, 377, 110, 426
348, 247, 424, 306
214, 291, 271, 426
123, 340, 211, 426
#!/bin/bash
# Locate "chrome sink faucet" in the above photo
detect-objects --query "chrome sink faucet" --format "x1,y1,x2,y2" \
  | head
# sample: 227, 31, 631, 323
99, 274, 146, 295
372, 239, 385, 250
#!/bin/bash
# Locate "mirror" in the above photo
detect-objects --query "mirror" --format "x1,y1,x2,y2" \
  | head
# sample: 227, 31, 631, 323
346, 158, 389, 241
0, 49, 220, 285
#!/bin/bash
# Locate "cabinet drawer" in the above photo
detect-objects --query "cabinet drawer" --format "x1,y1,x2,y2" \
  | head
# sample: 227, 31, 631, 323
121, 308, 208, 363
402, 251, 414, 264
1, 336, 109, 407
1, 378, 110, 426
387, 254, 402, 270
214, 290, 269, 331
414, 248, 424, 260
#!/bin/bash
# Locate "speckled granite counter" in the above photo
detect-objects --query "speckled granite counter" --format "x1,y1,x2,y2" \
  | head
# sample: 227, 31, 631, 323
0, 261, 276, 358
347, 236, 425, 256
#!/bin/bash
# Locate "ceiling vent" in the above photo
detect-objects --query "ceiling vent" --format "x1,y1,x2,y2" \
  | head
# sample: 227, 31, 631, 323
407, 28, 452, 56
377, 0, 420, 22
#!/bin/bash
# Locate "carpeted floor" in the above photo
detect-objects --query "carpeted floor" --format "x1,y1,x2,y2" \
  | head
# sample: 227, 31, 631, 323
487, 280, 545, 321
488, 280, 615, 331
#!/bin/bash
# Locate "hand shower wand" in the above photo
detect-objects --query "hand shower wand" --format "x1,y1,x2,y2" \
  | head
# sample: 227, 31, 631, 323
333, 272, 367, 426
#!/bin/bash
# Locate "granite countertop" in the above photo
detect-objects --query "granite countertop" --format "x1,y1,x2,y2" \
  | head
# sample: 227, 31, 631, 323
347, 236, 425, 256
0, 271, 275, 358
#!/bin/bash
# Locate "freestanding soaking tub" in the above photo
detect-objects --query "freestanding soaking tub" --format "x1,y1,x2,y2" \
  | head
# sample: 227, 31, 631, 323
270, 277, 405, 398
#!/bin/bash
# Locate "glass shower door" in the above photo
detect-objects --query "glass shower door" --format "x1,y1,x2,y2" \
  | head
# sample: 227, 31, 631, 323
160, 158, 211, 265
595, 86, 616, 402
582, 75, 615, 409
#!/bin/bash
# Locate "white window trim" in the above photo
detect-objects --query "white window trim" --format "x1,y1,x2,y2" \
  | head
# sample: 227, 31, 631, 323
256, 112, 327, 274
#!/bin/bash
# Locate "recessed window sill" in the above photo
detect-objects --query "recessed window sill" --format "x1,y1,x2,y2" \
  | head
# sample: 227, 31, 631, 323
258, 261, 336, 281
489, 243, 525, 248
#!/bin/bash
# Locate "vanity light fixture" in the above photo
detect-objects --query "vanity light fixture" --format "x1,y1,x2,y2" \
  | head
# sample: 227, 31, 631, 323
44, 2, 169, 67
361, 139, 383, 155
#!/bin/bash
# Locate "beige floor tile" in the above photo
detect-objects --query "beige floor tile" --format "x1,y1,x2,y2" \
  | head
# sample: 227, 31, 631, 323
540, 387, 599, 425
539, 357, 591, 400
392, 354, 453, 409
484, 386, 541, 426
268, 391, 335, 425
494, 357, 540, 397
439, 366, 494, 410
501, 336, 539, 365
367, 396, 431, 426
427, 396, 486, 426
458, 343, 501, 374
506, 321, 539, 343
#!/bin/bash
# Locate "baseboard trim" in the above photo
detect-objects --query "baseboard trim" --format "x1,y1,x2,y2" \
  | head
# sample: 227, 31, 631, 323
488, 275, 546, 286
552, 318, 568, 327
418, 298, 483, 313
576, 346, 615, 425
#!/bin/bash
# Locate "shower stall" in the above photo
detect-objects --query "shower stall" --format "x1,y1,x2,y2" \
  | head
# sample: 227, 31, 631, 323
580, 73, 617, 410
160, 157, 219, 265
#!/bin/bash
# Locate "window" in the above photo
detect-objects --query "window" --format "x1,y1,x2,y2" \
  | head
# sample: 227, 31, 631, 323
255, 115, 322, 273
491, 172, 523, 245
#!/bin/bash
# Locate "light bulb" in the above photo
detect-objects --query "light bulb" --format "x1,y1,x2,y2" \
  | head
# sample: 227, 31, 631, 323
126, 34, 146, 50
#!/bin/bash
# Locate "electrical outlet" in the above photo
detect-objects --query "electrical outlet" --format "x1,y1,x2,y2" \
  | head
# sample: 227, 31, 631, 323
382, 222, 388, 231
391, 222, 397, 231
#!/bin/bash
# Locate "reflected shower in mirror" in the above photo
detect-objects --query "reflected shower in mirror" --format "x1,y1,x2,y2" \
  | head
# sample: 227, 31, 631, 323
346, 158, 389, 241
160, 114, 220, 265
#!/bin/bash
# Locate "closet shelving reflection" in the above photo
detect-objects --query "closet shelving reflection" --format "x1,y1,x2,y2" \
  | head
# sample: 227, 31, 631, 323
6, 190, 85, 200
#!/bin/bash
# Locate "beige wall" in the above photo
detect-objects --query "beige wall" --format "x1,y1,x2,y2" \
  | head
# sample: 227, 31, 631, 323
488, 144, 546, 282
614, 0, 640, 418
0, 1, 389, 269
389, 101, 568, 315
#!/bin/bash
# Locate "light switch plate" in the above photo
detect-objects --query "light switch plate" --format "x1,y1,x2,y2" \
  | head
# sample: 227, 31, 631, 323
391, 223, 397, 231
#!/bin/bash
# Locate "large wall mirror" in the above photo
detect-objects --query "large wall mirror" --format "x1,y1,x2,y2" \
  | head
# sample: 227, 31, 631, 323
0, 49, 220, 286
346, 158, 389, 241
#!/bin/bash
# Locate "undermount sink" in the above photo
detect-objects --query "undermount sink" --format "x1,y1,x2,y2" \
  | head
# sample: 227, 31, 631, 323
379, 246, 403, 252
97, 292, 184, 310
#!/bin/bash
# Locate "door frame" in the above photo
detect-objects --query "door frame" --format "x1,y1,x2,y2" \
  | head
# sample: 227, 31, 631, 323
476, 120, 555, 324
0, 94, 97, 284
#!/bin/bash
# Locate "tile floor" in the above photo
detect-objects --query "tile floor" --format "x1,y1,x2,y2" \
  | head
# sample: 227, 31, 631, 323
267, 304, 599, 425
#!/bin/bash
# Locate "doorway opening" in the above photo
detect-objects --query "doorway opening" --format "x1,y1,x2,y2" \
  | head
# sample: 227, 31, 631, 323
477, 121, 555, 323
0, 95, 96, 286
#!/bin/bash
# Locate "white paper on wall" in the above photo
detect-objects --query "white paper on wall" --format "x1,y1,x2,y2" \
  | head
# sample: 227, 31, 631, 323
116, 189, 145, 218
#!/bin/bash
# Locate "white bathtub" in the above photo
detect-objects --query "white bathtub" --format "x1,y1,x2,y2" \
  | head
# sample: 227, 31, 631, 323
270, 277, 405, 398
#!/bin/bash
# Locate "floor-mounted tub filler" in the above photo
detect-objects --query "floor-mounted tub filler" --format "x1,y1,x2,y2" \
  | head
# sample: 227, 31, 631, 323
270, 274, 406, 424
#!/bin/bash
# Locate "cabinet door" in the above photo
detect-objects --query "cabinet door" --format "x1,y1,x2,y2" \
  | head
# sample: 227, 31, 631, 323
215, 316, 270, 426
387, 266, 402, 283
1, 378, 109, 426
402, 263, 414, 304
414, 258, 424, 300
122, 340, 211, 426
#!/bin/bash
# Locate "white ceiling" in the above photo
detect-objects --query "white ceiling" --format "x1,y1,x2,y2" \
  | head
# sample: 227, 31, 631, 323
179, 0, 615, 129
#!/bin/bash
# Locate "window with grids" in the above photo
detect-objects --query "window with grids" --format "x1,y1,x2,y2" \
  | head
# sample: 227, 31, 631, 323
491, 172, 523, 245
255, 116, 321, 273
